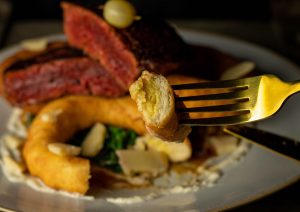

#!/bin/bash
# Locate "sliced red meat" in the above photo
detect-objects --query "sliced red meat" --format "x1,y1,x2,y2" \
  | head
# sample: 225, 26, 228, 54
2, 42, 125, 107
62, 2, 188, 89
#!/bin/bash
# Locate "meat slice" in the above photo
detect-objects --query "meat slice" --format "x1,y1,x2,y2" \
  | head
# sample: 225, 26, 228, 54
1, 42, 126, 108
62, 2, 188, 89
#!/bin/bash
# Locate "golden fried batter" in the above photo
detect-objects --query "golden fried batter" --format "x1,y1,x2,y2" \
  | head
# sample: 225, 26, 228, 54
130, 71, 192, 141
23, 95, 146, 194
22, 74, 234, 194
130, 74, 236, 141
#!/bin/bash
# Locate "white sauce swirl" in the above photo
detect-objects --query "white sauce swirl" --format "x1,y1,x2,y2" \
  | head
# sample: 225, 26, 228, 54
0, 108, 251, 204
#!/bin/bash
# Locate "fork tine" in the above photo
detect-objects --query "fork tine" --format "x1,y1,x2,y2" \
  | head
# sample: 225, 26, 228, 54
175, 90, 249, 101
179, 113, 251, 126
176, 103, 250, 113
172, 79, 249, 90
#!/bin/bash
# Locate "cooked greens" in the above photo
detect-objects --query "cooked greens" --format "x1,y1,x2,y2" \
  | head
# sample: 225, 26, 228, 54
69, 125, 137, 173
93, 126, 137, 172
22, 112, 35, 127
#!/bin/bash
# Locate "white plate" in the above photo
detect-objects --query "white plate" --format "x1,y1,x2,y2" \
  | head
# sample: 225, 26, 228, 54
1, 31, 300, 212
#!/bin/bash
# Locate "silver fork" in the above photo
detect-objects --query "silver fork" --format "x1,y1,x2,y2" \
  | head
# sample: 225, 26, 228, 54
173, 74, 300, 126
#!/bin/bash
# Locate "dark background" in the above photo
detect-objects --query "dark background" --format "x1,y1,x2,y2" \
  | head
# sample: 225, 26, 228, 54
11, 0, 272, 20
2, 0, 300, 211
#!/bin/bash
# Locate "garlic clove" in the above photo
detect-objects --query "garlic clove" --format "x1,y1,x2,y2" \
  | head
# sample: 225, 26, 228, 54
4, 134, 23, 149
21, 38, 48, 51
81, 123, 106, 157
3, 156, 26, 175
143, 135, 192, 162
48, 143, 81, 156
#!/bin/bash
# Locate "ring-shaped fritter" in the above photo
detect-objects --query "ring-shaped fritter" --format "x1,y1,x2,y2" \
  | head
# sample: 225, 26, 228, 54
23, 95, 146, 194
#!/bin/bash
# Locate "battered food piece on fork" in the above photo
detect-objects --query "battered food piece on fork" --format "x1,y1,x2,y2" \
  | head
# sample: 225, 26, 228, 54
130, 71, 192, 142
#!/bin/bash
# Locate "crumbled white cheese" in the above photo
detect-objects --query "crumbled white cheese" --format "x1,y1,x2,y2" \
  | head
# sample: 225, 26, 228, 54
133, 137, 147, 151
3, 134, 23, 150
0, 136, 93, 200
106, 194, 157, 204
167, 185, 199, 194
2, 155, 26, 175
198, 170, 221, 187
48, 143, 81, 156
203, 141, 251, 172
40, 109, 63, 123
1, 109, 251, 204
7, 108, 28, 138
0, 131, 250, 203
206, 135, 238, 156
24, 176, 94, 200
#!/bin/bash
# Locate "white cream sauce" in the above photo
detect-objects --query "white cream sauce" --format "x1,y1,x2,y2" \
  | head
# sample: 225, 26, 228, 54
0, 108, 251, 204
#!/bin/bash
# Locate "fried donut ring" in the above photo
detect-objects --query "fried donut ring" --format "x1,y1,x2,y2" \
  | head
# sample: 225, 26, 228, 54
22, 74, 232, 194
23, 95, 146, 194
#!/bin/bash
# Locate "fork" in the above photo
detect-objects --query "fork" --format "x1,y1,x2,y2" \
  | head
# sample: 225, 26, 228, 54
172, 74, 300, 126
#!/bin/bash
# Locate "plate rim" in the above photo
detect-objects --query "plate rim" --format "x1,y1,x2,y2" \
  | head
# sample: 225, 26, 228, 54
180, 29, 300, 211
0, 30, 300, 211
218, 174, 300, 211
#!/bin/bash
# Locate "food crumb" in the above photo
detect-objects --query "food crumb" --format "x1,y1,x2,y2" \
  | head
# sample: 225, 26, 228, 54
40, 109, 63, 123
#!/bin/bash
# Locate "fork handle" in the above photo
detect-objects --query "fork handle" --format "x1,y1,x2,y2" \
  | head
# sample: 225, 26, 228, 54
289, 81, 300, 96
224, 126, 300, 162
